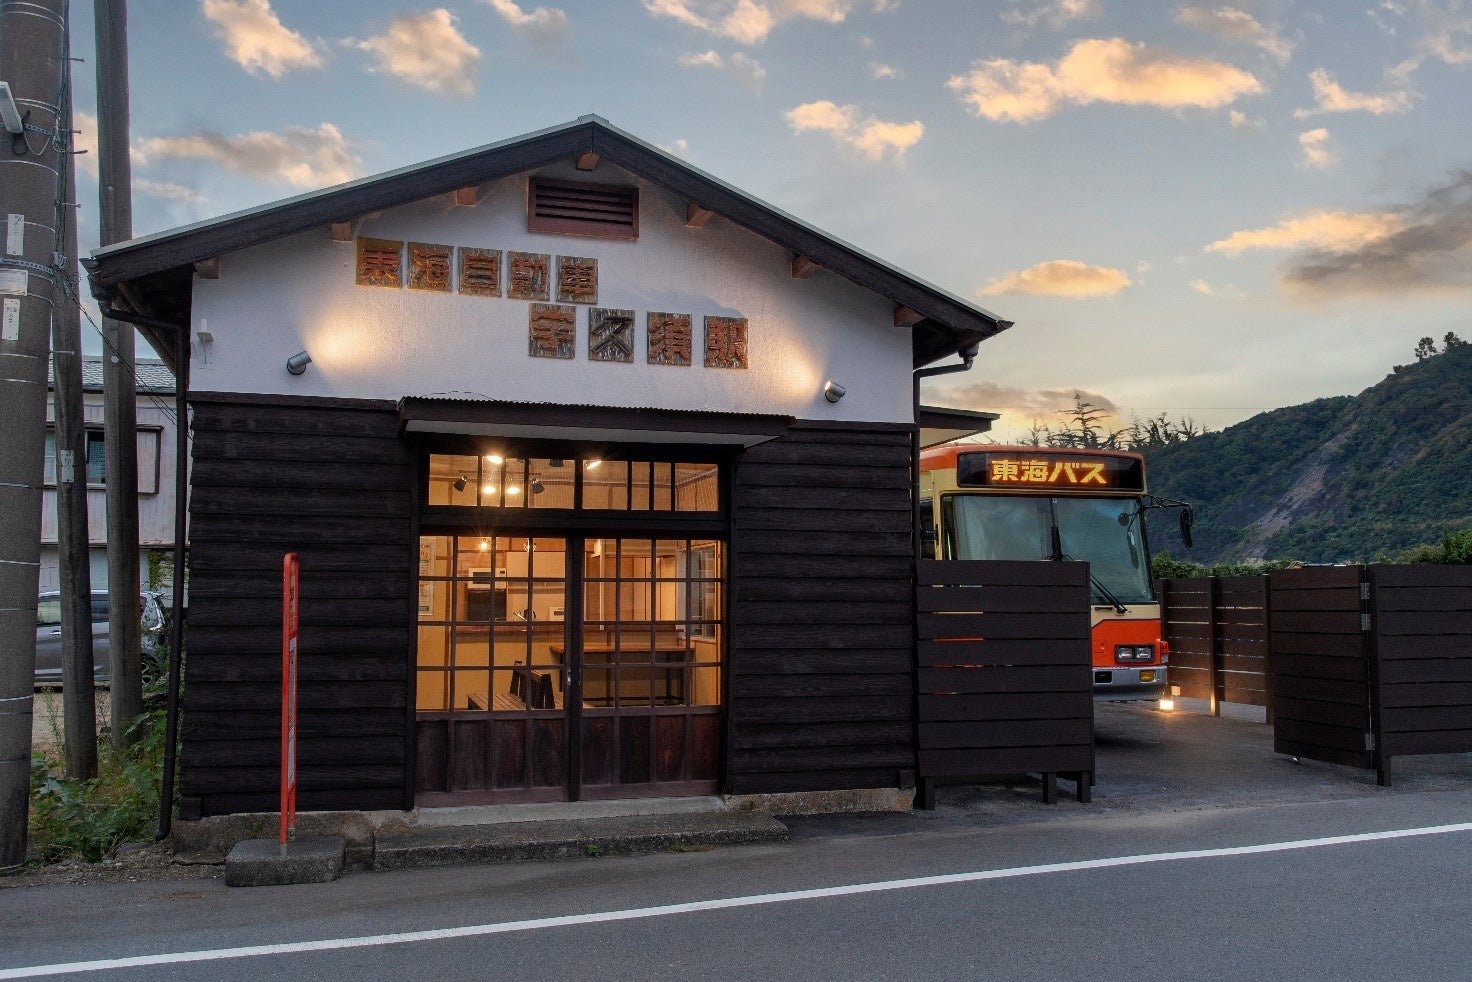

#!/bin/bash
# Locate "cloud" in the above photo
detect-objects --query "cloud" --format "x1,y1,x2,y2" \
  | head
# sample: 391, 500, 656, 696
932, 381, 1120, 416
73, 111, 150, 179
1000, 0, 1098, 30
134, 122, 362, 189
678, 49, 766, 90
1295, 68, 1412, 117
642, 0, 855, 44
869, 61, 899, 79
1190, 278, 1245, 298
784, 100, 923, 161
1298, 127, 1338, 170
74, 111, 99, 178
1228, 108, 1261, 128
201, 0, 322, 78
1206, 210, 1405, 254
351, 9, 480, 97
1382, 1, 1472, 77
483, 0, 570, 47
1175, 5, 1293, 64
135, 179, 205, 203
1283, 169, 1472, 297
977, 259, 1131, 297
947, 37, 1263, 123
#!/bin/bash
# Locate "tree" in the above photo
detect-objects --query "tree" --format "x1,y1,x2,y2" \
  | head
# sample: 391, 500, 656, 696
1414, 336, 1439, 360
1127, 412, 1209, 451
1048, 392, 1128, 449
1444, 332, 1468, 351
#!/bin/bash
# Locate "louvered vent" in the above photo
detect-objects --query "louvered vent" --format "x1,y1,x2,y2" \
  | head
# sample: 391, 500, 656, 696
528, 177, 639, 240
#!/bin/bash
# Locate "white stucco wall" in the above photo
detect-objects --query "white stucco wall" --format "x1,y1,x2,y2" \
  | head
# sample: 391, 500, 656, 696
189, 160, 915, 424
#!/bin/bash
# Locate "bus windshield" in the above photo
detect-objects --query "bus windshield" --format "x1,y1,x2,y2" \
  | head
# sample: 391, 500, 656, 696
944, 494, 1154, 605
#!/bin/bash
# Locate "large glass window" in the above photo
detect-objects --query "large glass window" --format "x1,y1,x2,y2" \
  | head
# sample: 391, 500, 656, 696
944, 494, 1153, 605
428, 452, 718, 513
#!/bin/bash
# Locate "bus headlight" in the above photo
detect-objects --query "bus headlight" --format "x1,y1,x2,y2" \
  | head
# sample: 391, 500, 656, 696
1115, 644, 1155, 663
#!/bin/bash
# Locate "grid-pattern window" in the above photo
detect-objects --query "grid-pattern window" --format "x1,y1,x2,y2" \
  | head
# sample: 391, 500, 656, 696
415, 534, 568, 714
581, 538, 723, 708
428, 453, 719, 513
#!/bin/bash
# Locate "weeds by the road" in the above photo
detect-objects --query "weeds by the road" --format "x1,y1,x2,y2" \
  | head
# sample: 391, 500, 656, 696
28, 710, 166, 863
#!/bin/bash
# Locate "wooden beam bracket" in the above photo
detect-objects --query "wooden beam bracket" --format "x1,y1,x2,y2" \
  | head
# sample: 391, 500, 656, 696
575, 151, 600, 172
450, 186, 479, 208
894, 305, 925, 328
330, 220, 356, 242
193, 256, 220, 279
791, 254, 820, 280
685, 202, 714, 229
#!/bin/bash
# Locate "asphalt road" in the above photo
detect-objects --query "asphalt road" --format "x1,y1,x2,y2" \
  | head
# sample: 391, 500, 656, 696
5, 707, 1472, 980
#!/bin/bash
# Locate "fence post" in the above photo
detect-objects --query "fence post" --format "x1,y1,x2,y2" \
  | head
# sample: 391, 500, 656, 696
1363, 565, 1389, 786
1260, 574, 1274, 726
1209, 576, 1222, 716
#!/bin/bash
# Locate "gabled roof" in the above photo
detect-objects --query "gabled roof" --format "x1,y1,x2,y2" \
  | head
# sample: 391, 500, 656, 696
47, 357, 176, 394
86, 115, 1011, 370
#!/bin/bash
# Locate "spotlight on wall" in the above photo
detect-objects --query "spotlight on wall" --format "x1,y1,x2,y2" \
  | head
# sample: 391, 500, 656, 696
453, 475, 468, 492
823, 381, 846, 404
285, 350, 313, 375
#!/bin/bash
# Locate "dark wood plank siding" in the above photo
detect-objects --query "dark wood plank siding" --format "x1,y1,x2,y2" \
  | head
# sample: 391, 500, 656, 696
1370, 564, 1472, 758
727, 425, 916, 794
1268, 566, 1374, 770
180, 396, 415, 817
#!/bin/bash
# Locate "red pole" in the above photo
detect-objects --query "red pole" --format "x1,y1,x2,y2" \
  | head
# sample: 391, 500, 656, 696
281, 553, 300, 848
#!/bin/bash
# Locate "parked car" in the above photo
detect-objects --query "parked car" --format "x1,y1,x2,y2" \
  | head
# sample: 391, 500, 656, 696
34, 590, 164, 687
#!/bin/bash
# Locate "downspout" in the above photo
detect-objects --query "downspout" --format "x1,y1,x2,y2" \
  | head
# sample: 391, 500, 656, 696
156, 321, 188, 839
908, 340, 978, 795
912, 340, 982, 556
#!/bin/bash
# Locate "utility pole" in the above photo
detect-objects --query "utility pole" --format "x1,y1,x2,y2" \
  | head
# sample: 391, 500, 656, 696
52, 25, 99, 779
0, 0, 68, 872
95, 0, 144, 743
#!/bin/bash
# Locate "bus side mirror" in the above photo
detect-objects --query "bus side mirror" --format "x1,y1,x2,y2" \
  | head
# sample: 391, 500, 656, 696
1180, 508, 1195, 550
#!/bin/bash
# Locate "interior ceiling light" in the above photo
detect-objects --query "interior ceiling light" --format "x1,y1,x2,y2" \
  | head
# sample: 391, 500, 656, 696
485, 453, 503, 464
585, 459, 602, 470
482, 484, 497, 495
506, 486, 522, 496
453, 475, 468, 492
478, 539, 490, 552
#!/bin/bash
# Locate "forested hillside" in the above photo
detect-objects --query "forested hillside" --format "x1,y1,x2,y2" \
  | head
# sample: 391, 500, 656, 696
1145, 344, 1472, 564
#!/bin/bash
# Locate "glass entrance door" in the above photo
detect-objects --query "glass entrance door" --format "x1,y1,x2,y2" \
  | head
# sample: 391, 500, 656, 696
414, 534, 723, 805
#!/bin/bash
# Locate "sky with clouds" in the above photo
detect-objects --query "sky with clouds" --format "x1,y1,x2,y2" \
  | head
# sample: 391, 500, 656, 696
53, 0, 1472, 436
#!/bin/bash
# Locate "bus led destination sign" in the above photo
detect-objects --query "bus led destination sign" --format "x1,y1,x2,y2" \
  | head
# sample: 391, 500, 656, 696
956, 451, 1145, 493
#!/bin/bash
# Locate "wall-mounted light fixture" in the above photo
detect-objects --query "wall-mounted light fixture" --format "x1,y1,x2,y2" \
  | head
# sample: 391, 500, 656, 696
285, 350, 313, 375
453, 475, 468, 492
0, 82, 23, 137
823, 381, 846, 404
530, 478, 545, 495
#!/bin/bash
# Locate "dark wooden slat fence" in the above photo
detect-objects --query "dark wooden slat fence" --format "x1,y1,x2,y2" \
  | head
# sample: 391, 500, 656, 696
1161, 564, 1472, 786
1367, 564, 1472, 783
915, 559, 1094, 806
1268, 566, 1374, 773
1159, 576, 1272, 717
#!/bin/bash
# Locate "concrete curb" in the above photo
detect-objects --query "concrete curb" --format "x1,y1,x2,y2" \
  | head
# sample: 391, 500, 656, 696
373, 812, 788, 871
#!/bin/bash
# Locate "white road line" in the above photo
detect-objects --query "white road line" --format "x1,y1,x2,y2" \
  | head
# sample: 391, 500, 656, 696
5, 821, 1471, 979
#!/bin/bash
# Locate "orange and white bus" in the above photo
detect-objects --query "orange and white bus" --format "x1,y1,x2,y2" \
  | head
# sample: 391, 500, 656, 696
919, 445, 1193, 702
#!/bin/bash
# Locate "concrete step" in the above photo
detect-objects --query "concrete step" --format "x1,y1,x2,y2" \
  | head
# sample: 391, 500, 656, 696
373, 810, 788, 871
